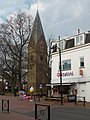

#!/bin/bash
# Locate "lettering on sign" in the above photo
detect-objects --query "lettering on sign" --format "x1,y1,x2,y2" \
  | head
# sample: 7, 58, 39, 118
57, 71, 74, 77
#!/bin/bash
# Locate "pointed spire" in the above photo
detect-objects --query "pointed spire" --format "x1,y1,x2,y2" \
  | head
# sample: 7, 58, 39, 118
30, 10, 45, 43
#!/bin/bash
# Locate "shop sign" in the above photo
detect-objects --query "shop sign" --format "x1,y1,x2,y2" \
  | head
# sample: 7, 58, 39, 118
57, 71, 74, 77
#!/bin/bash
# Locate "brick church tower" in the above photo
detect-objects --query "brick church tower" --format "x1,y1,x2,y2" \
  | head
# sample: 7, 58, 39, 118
28, 10, 49, 93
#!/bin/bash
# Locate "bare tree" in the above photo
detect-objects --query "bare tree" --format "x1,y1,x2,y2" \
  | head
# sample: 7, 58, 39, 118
0, 11, 33, 91
47, 35, 54, 83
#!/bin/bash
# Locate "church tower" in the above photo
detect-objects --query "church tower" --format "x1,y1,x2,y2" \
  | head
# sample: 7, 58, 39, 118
28, 10, 49, 93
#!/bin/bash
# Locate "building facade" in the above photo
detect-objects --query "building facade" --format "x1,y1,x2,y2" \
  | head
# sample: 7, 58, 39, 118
51, 31, 90, 102
28, 11, 49, 93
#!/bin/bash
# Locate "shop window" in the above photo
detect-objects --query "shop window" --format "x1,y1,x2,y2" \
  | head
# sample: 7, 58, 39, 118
62, 59, 71, 70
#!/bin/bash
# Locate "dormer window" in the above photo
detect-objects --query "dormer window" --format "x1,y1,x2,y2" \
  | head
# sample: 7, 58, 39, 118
52, 44, 57, 53
60, 40, 65, 50
60, 41, 63, 50
85, 33, 90, 44
75, 34, 84, 46
76, 36, 79, 45
65, 38, 74, 49
58, 39, 66, 50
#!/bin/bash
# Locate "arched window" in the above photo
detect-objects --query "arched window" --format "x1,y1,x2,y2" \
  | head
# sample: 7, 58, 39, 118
40, 55, 43, 60
30, 55, 33, 61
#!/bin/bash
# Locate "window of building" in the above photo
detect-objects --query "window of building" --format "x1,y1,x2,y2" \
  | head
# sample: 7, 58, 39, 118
65, 38, 74, 49
76, 36, 79, 45
30, 55, 33, 61
40, 55, 43, 60
58, 39, 66, 50
85, 33, 90, 44
62, 59, 71, 70
80, 35, 83, 44
52, 44, 57, 53
80, 57, 84, 67
60, 41, 63, 50
75, 34, 84, 46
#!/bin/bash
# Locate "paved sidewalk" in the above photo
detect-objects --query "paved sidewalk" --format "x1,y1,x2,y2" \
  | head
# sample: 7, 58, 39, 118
0, 96, 34, 120
0, 95, 90, 120
0, 95, 62, 120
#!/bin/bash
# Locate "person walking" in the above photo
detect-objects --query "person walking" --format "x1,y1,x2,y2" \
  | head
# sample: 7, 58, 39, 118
29, 86, 34, 101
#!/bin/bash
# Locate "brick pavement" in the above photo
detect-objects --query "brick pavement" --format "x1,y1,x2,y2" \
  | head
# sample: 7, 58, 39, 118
0, 95, 62, 120
0, 95, 34, 120
0, 95, 90, 120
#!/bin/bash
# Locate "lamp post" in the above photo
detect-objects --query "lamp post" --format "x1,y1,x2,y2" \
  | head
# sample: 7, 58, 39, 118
40, 84, 42, 97
51, 43, 63, 105
58, 47, 63, 105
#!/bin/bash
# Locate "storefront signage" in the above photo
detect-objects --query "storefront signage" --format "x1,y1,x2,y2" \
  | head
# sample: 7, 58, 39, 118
57, 71, 74, 77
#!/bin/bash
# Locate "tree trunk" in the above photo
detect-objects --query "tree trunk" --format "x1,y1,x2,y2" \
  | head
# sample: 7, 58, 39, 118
18, 56, 22, 91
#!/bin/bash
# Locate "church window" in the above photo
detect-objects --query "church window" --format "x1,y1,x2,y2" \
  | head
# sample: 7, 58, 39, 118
31, 55, 33, 61
40, 55, 43, 60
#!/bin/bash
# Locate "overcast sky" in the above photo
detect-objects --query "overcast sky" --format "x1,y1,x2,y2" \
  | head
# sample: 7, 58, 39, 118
0, 0, 90, 40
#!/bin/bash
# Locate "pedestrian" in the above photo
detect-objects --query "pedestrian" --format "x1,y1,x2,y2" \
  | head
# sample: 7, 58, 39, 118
14, 86, 17, 97
29, 86, 34, 101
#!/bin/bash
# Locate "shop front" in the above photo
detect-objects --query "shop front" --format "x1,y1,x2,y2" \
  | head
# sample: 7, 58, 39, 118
46, 83, 71, 97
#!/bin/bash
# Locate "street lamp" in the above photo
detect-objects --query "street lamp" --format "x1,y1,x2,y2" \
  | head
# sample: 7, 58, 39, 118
58, 47, 63, 105
40, 84, 42, 97
51, 43, 63, 105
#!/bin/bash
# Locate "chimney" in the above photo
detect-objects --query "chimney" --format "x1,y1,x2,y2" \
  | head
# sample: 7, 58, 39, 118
78, 29, 80, 34
58, 36, 60, 41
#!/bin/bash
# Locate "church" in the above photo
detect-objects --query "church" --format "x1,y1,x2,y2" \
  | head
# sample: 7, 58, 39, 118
28, 10, 49, 94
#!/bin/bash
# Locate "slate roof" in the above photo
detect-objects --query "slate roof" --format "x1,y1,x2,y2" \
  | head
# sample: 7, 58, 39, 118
65, 38, 74, 49
30, 10, 45, 44
85, 33, 90, 44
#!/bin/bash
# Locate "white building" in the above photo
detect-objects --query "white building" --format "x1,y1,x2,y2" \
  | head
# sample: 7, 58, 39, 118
51, 30, 90, 102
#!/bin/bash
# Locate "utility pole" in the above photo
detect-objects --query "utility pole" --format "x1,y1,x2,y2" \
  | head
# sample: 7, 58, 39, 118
51, 36, 63, 105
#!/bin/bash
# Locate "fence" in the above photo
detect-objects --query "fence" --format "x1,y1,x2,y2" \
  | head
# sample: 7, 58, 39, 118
33, 93, 40, 101
67, 95, 85, 106
75, 96, 85, 106
2, 99, 9, 113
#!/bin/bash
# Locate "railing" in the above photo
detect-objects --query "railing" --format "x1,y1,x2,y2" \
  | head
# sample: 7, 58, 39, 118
67, 95, 85, 106
75, 96, 85, 106
33, 93, 40, 101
